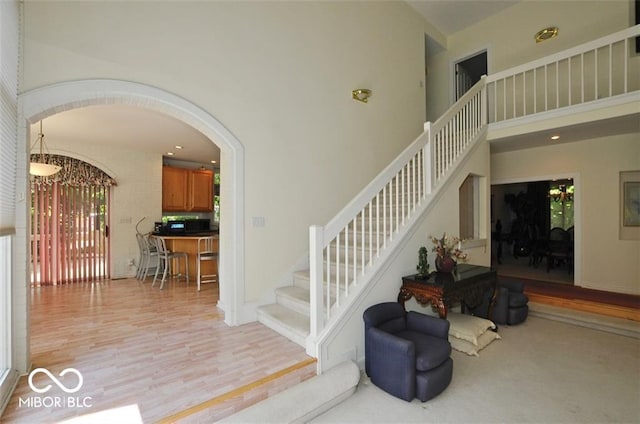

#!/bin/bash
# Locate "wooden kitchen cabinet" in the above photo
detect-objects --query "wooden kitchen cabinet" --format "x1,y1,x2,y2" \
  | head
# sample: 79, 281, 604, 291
189, 169, 214, 212
162, 166, 214, 212
162, 166, 189, 211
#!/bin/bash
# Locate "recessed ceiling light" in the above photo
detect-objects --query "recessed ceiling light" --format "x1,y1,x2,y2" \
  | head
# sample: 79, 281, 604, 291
175, 145, 183, 149
210, 160, 217, 164
551, 135, 560, 140
167, 152, 174, 156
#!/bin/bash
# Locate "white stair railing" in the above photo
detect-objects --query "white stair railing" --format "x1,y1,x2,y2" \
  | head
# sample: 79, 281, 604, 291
487, 25, 639, 123
306, 24, 640, 359
308, 79, 487, 345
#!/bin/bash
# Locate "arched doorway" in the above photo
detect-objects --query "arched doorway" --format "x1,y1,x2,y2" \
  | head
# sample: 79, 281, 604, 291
15, 80, 246, 372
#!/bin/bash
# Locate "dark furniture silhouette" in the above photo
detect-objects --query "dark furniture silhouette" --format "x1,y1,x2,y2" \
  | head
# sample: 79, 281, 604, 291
363, 302, 453, 402
546, 227, 573, 273
468, 279, 529, 325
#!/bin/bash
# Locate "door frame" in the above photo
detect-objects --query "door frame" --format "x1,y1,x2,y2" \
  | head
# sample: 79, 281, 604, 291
450, 46, 491, 105
491, 172, 581, 285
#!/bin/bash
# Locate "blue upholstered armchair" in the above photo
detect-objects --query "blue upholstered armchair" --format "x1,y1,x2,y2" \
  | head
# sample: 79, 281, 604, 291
363, 302, 453, 402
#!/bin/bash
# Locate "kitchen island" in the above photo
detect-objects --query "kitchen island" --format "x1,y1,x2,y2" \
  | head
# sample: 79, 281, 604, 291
154, 233, 218, 284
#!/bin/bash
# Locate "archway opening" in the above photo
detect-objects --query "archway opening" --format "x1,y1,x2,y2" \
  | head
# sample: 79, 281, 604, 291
16, 79, 246, 372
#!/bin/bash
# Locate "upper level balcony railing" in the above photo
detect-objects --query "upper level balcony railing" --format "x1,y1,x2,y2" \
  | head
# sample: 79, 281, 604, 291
486, 25, 639, 124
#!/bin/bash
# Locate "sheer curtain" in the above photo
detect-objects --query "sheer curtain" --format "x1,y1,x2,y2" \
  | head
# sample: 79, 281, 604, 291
30, 155, 116, 286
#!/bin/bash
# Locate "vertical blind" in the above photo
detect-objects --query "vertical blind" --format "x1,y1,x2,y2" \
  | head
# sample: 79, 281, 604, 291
0, 0, 19, 236
30, 155, 116, 285
31, 183, 111, 285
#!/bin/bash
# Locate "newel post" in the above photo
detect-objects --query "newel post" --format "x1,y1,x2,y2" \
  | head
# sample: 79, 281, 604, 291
309, 225, 324, 340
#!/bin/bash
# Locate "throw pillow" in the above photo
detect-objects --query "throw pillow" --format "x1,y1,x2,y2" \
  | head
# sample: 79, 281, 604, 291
447, 312, 496, 346
450, 329, 501, 356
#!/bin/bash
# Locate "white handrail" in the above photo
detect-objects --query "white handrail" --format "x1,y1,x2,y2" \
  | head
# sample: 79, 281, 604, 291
307, 24, 640, 351
309, 79, 487, 340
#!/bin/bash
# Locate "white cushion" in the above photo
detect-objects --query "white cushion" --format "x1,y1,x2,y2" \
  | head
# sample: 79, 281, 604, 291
447, 312, 496, 346
450, 329, 501, 356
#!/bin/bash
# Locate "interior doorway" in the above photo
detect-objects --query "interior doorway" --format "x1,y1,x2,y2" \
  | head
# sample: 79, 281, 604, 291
454, 50, 487, 100
492, 179, 575, 285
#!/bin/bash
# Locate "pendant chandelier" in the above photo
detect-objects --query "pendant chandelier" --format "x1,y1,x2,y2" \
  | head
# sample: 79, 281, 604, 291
29, 120, 62, 177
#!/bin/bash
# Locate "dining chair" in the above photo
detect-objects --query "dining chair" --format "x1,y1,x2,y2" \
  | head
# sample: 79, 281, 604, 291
136, 233, 159, 281
546, 227, 571, 273
196, 236, 218, 291
135, 233, 145, 280
151, 235, 189, 289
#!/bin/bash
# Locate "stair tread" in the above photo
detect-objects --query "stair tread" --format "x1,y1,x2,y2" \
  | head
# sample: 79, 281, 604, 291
277, 285, 310, 302
257, 303, 310, 337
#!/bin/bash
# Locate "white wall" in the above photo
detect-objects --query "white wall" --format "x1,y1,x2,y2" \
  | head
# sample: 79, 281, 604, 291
425, 0, 633, 119
492, 133, 640, 295
21, 1, 428, 302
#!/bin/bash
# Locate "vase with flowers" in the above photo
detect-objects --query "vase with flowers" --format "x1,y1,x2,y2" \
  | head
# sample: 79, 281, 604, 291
430, 233, 468, 273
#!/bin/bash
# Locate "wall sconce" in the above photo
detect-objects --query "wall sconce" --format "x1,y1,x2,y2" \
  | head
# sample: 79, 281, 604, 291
352, 88, 372, 103
535, 26, 558, 43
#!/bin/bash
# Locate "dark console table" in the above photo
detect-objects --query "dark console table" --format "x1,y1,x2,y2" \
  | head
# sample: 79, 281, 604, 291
398, 264, 497, 319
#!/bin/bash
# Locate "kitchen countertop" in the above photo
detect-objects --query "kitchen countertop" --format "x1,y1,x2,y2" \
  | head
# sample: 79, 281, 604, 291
152, 232, 218, 238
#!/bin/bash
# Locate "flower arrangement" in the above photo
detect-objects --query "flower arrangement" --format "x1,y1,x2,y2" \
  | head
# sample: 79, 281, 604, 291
430, 233, 468, 261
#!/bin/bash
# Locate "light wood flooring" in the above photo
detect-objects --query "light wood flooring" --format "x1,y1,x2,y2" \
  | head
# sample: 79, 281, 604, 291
1, 278, 316, 423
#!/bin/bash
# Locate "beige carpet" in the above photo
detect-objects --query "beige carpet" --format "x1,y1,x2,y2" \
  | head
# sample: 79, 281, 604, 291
311, 315, 640, 423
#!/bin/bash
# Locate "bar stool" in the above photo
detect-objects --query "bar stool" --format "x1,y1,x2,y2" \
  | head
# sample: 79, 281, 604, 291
151, 236, 189, 289
196, 236, 218, 291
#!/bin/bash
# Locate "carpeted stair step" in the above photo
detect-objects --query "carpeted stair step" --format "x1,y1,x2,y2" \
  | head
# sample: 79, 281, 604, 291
275, 286, 312, 316
256, 303, 310, 346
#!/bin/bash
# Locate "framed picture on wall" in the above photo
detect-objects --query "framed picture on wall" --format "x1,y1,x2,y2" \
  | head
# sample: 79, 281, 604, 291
620, 171, 640, 239
623, 181, 640, 226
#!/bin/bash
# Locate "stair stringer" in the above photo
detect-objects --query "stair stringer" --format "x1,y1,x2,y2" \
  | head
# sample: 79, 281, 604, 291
306, 128, 489, 372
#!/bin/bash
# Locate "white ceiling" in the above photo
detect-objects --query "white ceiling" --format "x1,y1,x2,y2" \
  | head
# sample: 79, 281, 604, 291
407, 0, 520, 35
31, 2, 520, 166
32, 105, 220, 166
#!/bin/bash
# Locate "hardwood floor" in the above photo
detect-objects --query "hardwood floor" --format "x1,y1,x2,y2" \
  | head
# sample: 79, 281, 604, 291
1, 278, 315, 423
495, 255, 640, 322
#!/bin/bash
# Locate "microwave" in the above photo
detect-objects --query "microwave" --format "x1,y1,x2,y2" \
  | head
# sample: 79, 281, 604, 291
166, 220, 186, 234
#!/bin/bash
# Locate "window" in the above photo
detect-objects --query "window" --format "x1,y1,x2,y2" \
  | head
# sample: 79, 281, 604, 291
0, 236, 10, 372
549, 181, 574, 229
0, 0, 20, 405
214, 172, 220, 223
0, 236, 13, 408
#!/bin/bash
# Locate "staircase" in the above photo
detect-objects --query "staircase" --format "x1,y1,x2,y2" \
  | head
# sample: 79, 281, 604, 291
256, 188, 415, 347
256, 272, 312, 347
257, 25, 640, 364
257, 78, 487, 352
